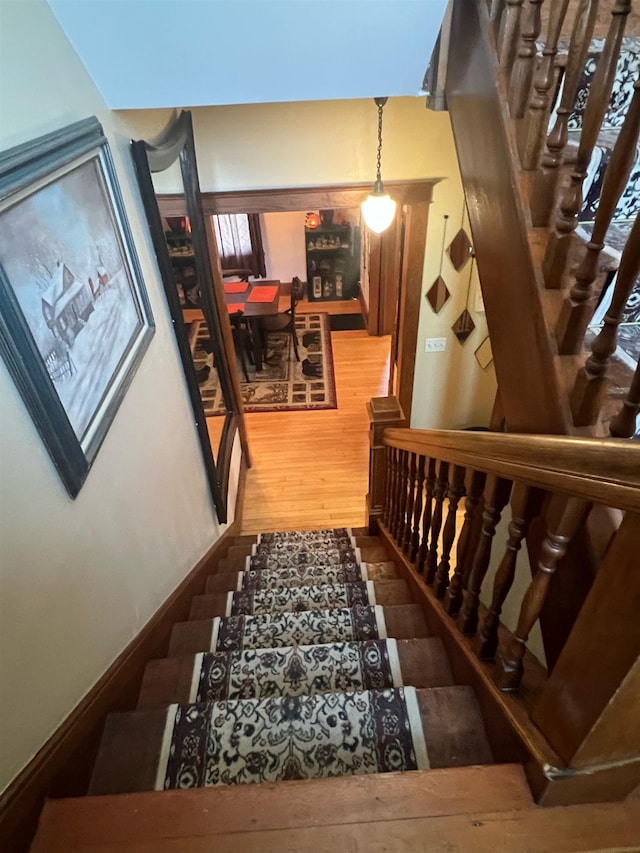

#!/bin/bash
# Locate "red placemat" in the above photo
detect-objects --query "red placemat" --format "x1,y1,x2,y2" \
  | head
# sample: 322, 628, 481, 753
227, 302, 245, 314
224, 281, 249, 294
247, 285, 278, 303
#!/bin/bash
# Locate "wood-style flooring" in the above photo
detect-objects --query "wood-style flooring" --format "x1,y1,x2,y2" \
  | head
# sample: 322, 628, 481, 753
238, 300, 390, 534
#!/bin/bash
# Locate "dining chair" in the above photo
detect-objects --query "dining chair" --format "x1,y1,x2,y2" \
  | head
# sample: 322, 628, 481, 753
222, 269, 254, 381
260, 276, 303, 361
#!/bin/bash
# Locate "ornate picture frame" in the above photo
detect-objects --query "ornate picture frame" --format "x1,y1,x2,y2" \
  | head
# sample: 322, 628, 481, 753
0, 117, 155, 498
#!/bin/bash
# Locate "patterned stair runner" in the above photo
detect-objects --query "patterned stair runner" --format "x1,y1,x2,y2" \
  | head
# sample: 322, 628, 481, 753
189, 639, 404, 703
157, 686, 429, 789
225, 580, 376, 616
212, 605, 387, 652
90, 529, 493, 797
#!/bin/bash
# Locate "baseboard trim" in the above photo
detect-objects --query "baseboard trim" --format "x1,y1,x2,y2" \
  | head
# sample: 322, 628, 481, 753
0, 456, 247, 853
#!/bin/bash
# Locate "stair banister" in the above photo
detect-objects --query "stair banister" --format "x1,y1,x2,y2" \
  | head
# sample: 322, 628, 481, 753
570, 210, 640, 426
508, 0, 545, 118
499, 0, 526, 71
366, 396, 405, 533
529, 0, 600, 224
556, 77, 640, 354
499, 495, 593, 690
458, 475, 513, 634
443, 469, 487, 616
609, 355, 640, 438
475, 483, 544, 660
372, 420, 640, 801
542, 0, 632, 288
531, 510, 640, 775
517, 0, 571, 168
434, 465, 467, 598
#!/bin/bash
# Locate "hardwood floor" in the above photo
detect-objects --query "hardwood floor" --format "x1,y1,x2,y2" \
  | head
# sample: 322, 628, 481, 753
239, 326, 390, 534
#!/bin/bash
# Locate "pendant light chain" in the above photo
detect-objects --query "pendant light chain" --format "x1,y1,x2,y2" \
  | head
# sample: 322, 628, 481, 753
376, 100, 384, 184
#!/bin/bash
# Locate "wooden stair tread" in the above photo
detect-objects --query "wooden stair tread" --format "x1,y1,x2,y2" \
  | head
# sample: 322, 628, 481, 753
137, 638, 455, 710
31, 764, 537, 853
88, 686, 494, 796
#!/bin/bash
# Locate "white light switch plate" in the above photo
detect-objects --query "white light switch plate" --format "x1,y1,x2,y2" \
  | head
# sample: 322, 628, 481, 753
425, 337, 447, 352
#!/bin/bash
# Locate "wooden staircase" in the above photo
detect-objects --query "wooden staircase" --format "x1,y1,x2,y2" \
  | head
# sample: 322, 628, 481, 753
28, 524, 640, 851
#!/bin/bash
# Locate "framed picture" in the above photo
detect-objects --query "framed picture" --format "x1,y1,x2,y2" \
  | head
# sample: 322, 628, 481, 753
0, 117, 154, 498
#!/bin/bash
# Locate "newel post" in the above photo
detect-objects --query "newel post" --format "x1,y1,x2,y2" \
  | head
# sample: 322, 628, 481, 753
366, 396, 406, 534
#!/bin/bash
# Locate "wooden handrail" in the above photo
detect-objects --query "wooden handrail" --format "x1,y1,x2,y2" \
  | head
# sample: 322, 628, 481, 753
382, 428, 640, 512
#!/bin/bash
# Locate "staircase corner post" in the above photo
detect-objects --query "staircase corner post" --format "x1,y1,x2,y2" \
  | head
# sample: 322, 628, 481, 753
367, 396, 406, 535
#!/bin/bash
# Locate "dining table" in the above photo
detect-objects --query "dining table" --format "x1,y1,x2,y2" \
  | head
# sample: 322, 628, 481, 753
224, 279, 281, 372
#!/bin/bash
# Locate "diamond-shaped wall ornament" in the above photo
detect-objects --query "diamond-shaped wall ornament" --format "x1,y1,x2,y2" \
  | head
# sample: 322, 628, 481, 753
452, 309, 476, 343
448, 228, 473, 272
426, 275, 451, 313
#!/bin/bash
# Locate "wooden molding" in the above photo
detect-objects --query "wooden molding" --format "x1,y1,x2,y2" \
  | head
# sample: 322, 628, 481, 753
156, 181, 437, 217
0, 456, 248, 853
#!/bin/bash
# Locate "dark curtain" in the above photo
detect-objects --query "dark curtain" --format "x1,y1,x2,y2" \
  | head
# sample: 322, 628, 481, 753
213, 213, 266, 278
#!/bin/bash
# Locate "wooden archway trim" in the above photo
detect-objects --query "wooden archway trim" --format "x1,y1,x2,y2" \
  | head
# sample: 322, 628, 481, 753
156, 179, 439, 423
156, 179, 438, 216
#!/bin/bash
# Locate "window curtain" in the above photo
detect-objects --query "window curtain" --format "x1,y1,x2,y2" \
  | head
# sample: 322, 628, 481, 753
213, 213, 266, 278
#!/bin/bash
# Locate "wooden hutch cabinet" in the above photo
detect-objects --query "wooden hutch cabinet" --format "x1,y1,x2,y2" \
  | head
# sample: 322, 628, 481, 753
305, 223, 360, 301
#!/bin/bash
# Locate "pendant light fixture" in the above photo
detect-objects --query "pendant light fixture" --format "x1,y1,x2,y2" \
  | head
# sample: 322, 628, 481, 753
361, 97, 396, 234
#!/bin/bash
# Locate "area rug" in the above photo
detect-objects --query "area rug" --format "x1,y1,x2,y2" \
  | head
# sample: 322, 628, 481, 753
226, 581, 376, 617
211, 605, 388, 653
190, 639, 404, 703
157, 686, 429, 788
192, 312, 337, 414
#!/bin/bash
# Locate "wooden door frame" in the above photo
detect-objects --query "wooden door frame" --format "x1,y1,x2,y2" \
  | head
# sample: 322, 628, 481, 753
157, 179, 437, 423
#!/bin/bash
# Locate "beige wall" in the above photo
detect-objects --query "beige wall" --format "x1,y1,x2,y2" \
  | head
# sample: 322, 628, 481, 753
0, 0, 234, 794
123, 99, 496, 429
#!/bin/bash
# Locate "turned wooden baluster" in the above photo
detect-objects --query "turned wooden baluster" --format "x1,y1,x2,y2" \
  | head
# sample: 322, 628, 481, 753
458, 476, 513, 635
444, 469, 487, 616
402, 453, 418, 554
508, 0, 545, 118
434, 466, 467, 599
490, 0, 507, 36
425, 461, 450, 585
410, 455, 426, 561
610, 356, 640, 438
571, 212, 640, 426
416, 458, 436, 577
392, 450, 409, 542
530, 0, 600, 225
517, 0, 570, 167
498, 497, 592, 691
474, 484, 544, 660
556, 78, 640, 353
499, 0, 526, 71
386, 447, 400, 533
382, 446, 393, 527
542, 0, 632, 288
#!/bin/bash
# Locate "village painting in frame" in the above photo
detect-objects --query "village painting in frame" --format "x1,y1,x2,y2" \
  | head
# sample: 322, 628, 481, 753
0, 117, 154, 497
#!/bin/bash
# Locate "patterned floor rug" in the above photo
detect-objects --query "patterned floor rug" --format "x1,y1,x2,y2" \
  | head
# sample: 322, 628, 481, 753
190, 639, 404, 703
157, 686, 429, 789
192, 312, 337, 414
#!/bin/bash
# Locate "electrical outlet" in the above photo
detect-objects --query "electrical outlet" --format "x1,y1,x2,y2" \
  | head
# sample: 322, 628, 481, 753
425, 337, 447, 352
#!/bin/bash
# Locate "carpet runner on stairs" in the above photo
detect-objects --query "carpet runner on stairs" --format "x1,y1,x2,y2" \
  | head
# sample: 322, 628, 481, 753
89, 529, 494, 796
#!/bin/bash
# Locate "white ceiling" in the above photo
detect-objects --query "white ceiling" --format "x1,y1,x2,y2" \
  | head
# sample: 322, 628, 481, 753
47, 0, 447, 110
